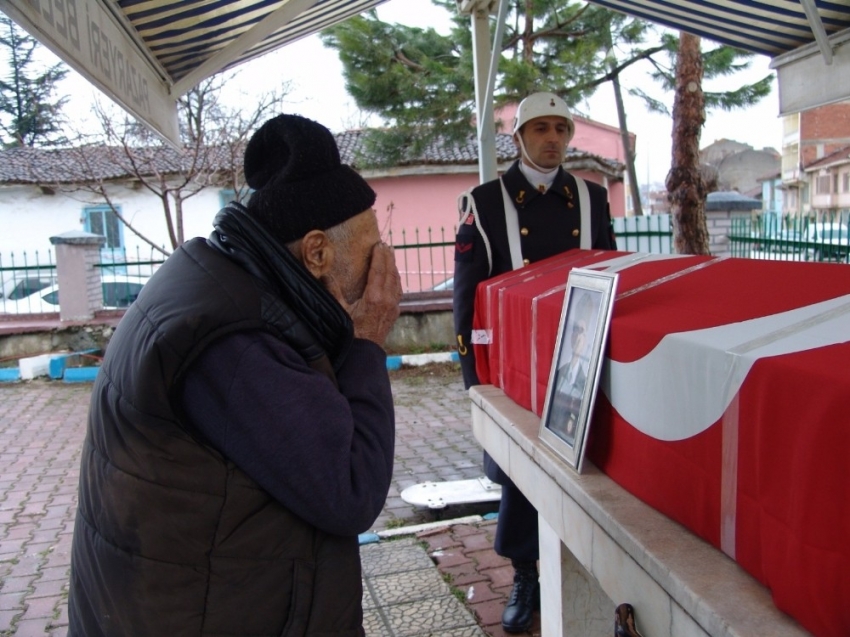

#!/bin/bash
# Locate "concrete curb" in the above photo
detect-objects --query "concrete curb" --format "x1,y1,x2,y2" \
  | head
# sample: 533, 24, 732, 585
0, 350, 460, 383
386, 351, 459, 370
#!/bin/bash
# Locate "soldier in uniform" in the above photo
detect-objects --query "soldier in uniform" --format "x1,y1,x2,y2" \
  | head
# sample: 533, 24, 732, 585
452, 92, 617, 633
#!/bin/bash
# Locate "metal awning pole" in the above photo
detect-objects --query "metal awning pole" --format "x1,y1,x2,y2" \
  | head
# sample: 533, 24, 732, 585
459, 0, 504, 184
799, 0, 834, 64
479, 0, 509, 149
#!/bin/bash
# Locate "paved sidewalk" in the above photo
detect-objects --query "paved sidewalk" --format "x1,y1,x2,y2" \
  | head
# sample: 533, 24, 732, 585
0, 368, 539, 636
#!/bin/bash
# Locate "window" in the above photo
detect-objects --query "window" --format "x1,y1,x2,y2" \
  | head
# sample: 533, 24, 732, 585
219, 188, 251, 209
84, 206, 123, 249
843, 172, 850, 193
817, 175, 831, 194
2, 277, 54, 300
42, 290, 59, 305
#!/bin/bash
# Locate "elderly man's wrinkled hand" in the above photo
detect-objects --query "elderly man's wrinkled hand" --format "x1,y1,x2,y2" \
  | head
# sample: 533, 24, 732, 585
348, 242, 402, 346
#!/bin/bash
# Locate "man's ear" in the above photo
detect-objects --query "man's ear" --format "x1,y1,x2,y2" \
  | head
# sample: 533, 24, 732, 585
299, 229, 334, 278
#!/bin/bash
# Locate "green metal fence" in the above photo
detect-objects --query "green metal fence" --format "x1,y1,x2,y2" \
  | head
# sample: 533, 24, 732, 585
0, 251, 58, 313
729, 214, 850, 263
386, 227, 455, 292
1, 214, 715, 314
612, 214, 673, 253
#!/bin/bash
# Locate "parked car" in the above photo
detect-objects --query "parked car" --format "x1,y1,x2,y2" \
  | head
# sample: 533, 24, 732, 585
0, 275, 149, 314
431, 277, 454, 291
802, 222, 850, 262
0, 271, 56, 301
764, 227, 803, 254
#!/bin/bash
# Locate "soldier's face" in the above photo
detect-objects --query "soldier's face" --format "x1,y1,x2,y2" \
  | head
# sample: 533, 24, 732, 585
515, 116, 570, 170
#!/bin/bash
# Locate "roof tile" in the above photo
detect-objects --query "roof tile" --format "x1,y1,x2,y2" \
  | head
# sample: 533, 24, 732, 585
0, 130, 623, 184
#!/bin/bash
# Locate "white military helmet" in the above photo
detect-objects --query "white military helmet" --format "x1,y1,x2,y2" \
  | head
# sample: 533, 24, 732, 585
513, 92, 574, 144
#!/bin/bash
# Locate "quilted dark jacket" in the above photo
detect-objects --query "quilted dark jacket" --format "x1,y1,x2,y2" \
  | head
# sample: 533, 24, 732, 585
68, 238, 366, 636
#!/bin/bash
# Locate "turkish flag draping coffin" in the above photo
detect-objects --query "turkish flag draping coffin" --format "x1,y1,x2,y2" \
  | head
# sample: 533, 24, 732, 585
472, 249, 850, 637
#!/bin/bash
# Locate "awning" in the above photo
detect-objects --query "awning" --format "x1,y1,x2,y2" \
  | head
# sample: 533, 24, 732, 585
589, 0, 848, 57
463, 0, 849, 180
586, 0, 850, 117
0, 0, 390, 144
0, 0, 847, 145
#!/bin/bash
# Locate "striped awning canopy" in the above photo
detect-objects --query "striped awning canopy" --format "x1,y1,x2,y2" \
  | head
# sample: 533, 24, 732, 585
1, 0, 848, 142
590, 0, 849, 58
119, 0, 388, 91
585, 0, 850, 117
0, 0, 392, 143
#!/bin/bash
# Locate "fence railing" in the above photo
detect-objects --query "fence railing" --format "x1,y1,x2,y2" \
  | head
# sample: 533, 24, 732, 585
0, 251, 58, 314
1, 216, 692, 316
386, 227, 455, 293
0, 246, 167, 315
1, 219, 678, 315
728, 214, 850, 263
613, 214, 673, 254
95, 246, 167, 279
385, 215, 677, 293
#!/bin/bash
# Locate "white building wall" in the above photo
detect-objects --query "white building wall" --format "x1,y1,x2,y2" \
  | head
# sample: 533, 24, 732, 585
0, 182, 229, 260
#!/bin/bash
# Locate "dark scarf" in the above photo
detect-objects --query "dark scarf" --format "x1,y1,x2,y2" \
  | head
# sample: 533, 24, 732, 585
208, 202, 353, 374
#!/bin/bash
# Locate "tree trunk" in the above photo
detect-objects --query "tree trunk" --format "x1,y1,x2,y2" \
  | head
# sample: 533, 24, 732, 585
612, 70, 643, 216
666, 32, 710, 255
602, 22, 643, 217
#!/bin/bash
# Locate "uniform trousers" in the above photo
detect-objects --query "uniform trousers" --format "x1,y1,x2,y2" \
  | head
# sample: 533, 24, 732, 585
485, 451, 539, 562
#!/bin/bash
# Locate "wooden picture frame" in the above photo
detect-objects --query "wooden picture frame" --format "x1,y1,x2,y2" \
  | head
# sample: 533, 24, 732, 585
538, 268, 618, 473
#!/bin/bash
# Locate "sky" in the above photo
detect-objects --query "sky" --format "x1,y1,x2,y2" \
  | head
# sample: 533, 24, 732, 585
54, 0, 784, 189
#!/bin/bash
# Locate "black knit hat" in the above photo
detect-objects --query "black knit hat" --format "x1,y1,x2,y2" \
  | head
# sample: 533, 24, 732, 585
243, 114, 376, 243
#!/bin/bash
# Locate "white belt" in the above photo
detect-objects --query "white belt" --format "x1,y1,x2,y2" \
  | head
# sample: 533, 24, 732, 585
500, 175, 591, 270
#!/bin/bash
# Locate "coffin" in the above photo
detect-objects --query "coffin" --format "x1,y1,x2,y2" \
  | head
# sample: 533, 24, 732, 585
472, 249, 850, 637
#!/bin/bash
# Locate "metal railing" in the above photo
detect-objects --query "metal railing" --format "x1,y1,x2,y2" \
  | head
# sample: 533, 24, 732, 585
1, 216, 684, 315
0, 246, 167, 315
612, 214, 673, 254
386, 227, 455, 293
0, 251, 58, 314
95, 246, 167, 279
3, 219, 677, 314
728, 214, 850, 263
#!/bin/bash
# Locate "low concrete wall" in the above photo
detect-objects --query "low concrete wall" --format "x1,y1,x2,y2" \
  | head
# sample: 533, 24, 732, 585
0, 294, 455, 361
0, 321, 118, 361
385, 293, 453, 353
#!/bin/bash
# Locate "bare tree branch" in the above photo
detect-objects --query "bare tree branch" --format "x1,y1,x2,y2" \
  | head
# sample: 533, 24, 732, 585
58, 73, 290, 251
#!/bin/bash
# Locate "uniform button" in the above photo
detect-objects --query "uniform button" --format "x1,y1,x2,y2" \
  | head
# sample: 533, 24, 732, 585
520, 227, 529, 236
523, 258, 530, 266
572, 229, 580, 237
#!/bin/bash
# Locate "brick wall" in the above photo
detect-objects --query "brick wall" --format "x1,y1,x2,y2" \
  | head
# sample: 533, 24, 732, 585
705, 209, 738, 258
800, 102, 850, 168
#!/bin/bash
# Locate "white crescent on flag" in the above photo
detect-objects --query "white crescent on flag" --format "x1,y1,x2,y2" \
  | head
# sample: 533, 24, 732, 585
601, 294, 850, 441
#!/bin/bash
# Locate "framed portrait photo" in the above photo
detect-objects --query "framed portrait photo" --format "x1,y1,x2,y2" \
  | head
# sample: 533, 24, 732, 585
538, 268, 618, 473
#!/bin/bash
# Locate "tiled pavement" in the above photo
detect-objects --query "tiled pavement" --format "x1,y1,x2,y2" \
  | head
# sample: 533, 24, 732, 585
0, 368, 541, 636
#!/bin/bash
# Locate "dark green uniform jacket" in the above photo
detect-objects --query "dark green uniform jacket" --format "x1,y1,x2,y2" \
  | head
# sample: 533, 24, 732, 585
452, 161, 616, 389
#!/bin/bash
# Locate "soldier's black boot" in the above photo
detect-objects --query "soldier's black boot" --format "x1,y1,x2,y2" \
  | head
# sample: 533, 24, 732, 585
501, 561, 539, 633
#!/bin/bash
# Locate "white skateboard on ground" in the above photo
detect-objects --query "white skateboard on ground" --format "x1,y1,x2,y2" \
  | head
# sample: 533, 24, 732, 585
400, 476, 502, 510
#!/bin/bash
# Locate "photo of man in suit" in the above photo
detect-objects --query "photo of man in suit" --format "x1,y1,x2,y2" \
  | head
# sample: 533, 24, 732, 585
546, 289, 600, 445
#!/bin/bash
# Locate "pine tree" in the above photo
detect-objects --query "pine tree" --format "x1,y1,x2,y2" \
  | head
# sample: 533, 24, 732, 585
321, 1, 664, 166
323, 1, 774, 240
0, 13, 69, 148
629, 31, 773, 116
